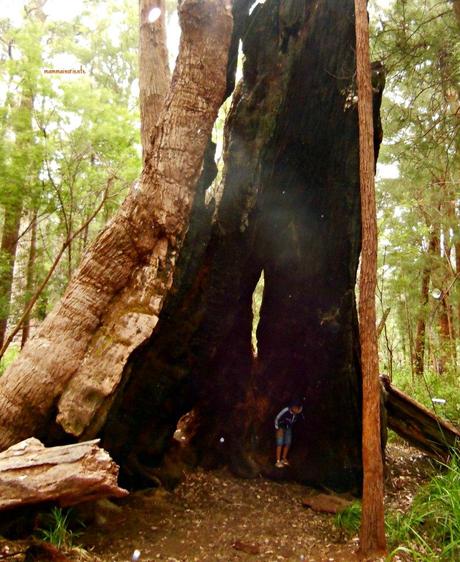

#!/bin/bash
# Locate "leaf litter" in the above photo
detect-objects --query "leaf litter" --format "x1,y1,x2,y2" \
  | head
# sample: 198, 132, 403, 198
31, 442, 432, 562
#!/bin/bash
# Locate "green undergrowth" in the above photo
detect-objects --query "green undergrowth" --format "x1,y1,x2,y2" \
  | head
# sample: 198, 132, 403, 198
37, 507, 83, 550
391, 369, 460, 427
334, 451, 460, 561
0, 344, 19, 376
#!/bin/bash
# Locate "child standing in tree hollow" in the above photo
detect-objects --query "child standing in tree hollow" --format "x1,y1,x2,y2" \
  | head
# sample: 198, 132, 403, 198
274, 400, 303, 468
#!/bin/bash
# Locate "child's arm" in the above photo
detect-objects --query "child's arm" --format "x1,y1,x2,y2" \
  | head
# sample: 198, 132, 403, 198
274, 407, 289, 429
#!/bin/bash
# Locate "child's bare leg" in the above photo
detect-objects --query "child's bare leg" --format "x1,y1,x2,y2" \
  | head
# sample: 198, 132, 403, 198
276, 429, 284, 462
276, 445, 283, 462
282, 444, 290, 461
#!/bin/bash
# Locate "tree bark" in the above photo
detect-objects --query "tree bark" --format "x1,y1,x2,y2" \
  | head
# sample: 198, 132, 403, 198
0, 0, 233, 450
102, 0, 384, 493
376, 307, 390, 339
21, 210, 38, 348
354, 0, 386, 556
0, 200, 22, 349
414, 233, 437, 377
0, 0, 45, 351
0, 438, 127, 510
139, 0, 170, 157
453, 0, 460, 27
381, 375, 460, 461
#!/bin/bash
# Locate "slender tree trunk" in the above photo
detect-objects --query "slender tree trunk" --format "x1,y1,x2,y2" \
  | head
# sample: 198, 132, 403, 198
0, 0, 45, 351
414, 233, 436, 376
21, 210, 38, 347
439, 293, 453, 373
0, 201, 22, 349
354, 0, 386, 557
453, 0, 460, 27
403, 296, 415, 381
456, 239, 460, 341
139, 0, 170, 158
0, 0, 233, 450
376, 307, 390, 339
0, 90, 34, 348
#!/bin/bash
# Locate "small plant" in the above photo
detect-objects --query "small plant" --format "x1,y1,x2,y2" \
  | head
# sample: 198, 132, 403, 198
37, 507, 81, 550
334, 501, 362, 535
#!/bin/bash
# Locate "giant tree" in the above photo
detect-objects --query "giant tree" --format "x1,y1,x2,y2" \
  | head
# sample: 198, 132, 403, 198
103, 0, 384, 491
0, 0, 233, 449
0, 0, 386, 495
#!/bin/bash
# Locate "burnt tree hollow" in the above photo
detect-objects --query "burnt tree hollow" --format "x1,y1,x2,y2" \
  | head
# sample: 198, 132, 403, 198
101, 0, 385, 493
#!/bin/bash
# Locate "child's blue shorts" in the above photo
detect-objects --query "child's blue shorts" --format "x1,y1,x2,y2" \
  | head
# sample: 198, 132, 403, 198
276, 426, 292, 447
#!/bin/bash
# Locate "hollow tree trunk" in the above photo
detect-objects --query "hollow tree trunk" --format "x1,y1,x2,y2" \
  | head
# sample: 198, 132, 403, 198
102, 0, 384, 493
0, 0, 233, 450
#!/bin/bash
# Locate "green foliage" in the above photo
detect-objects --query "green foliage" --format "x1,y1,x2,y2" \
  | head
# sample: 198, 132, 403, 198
389, 451, 460, 561
0, 344, 19, 376
334, 452, 460, 561
370, 0, 460, 375
334, 501, 362, 535
37, 507, 82, 550
0, 0, 141, 333
392, 369, 460, 426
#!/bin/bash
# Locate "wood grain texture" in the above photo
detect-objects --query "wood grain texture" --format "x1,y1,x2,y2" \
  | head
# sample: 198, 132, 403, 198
0, 438, 127, 510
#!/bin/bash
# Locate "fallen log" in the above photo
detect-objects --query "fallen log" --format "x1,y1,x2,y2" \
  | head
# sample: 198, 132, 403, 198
381, 375, 460, 460
0, 438, 128, 511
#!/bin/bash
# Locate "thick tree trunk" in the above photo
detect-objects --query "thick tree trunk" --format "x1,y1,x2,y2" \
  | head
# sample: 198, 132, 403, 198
0, 0, 233, 450
53, 0, 171, 439
139, 0, 170, 157
0, 0, 385, 498
102, 0, 384, 493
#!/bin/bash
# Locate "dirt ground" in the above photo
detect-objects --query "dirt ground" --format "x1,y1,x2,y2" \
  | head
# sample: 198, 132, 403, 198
70, 442, 433, 562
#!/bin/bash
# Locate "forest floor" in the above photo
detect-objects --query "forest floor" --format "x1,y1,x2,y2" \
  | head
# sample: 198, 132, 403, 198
67, 441, 433, 562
